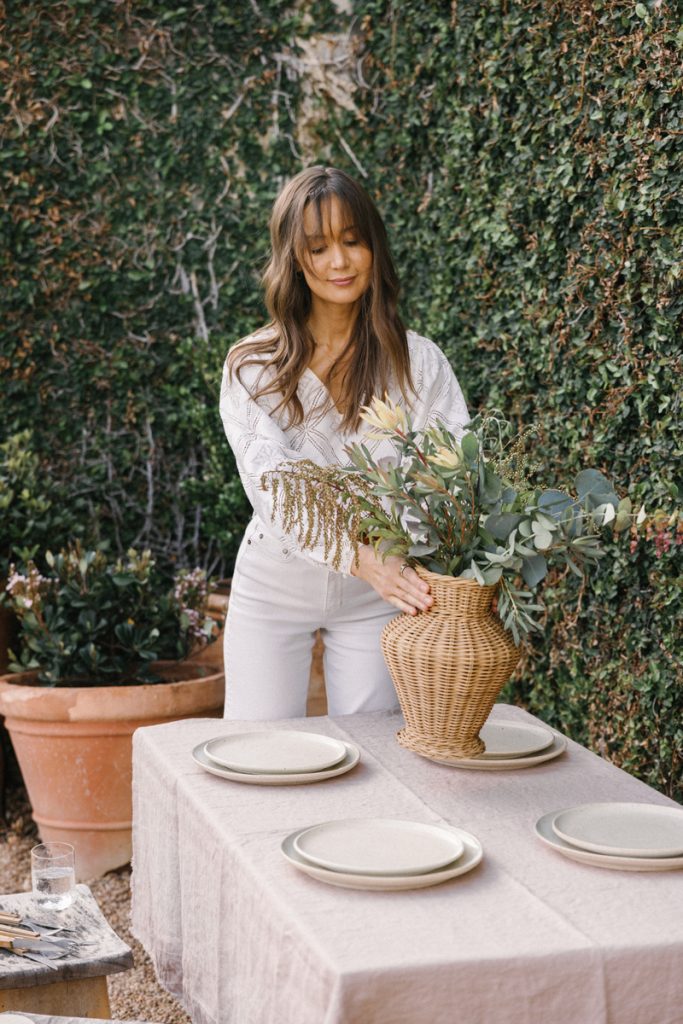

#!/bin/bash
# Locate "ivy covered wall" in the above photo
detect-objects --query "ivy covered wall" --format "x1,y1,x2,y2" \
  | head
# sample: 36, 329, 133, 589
1, 1, 680, 796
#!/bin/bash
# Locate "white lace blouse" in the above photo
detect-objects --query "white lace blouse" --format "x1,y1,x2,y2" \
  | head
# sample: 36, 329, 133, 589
219, 329, 470, 575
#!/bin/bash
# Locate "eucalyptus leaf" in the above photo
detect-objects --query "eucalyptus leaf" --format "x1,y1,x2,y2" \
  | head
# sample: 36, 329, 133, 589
538, 489, 574, 519
521, 554, 548, 587
485, 512, 524, 540
461, 433, 479, 461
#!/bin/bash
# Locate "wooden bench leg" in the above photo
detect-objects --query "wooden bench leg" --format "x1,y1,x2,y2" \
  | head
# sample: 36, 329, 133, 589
0, 974, 111, 1016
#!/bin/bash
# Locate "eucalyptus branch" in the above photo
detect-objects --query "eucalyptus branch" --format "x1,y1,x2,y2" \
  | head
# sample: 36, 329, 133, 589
259, 401, 660, 647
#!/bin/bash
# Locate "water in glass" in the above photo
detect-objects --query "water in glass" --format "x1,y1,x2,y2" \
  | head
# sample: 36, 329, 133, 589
33, 865, 76, 910
31, 842, 76, 911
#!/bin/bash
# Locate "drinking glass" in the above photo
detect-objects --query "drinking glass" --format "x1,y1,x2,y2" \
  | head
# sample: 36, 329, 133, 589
30, 842, 76, 910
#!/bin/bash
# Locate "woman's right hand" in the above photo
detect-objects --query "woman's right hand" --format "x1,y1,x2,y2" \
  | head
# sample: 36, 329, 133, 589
350, 544, 433, 615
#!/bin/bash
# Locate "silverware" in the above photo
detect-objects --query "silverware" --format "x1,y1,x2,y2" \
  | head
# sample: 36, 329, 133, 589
0, 911, 22, 926
23, 916, 78, 936
0, 910, 77, 936
0, 924, 42, 940
0, 941, 61, 970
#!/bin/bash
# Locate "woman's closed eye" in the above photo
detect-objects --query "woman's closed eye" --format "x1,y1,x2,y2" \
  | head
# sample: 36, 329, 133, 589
310, 238, 360, 255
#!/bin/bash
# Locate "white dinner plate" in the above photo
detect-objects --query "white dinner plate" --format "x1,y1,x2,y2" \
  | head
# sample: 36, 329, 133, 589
204, 730, 348, 775
551, 802, 683, 858
535, 811, 683, 871
282, 826, 483, 890
430, 733, 567, 771
192, 741, 360, 785
477, 720, 554, 759
292, 818, 465, 876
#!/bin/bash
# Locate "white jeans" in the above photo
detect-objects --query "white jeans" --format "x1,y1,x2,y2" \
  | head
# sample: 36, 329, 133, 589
223, 518, 400, 719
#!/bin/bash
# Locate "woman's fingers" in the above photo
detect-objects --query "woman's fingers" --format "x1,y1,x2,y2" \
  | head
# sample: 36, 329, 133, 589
395, 566, 431, 610
388, 594, 421, 615
399, 564, 428, 590
353, 547, 432, 613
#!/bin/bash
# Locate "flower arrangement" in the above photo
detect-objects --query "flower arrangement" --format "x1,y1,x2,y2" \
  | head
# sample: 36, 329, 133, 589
262, 398, 656, 645
4, 544, 216, 686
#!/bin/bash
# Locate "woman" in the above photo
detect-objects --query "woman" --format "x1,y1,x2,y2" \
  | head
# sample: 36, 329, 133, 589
220, 166, 469, 719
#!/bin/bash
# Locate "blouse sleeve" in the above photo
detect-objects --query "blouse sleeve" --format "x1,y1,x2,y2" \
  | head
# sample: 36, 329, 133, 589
219, 357, 356, 575
408, 335, 470, 437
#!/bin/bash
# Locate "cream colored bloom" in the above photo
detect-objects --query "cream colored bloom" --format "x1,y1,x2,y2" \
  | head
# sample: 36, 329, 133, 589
430, 446, 462, 470
359, 396, 408, 435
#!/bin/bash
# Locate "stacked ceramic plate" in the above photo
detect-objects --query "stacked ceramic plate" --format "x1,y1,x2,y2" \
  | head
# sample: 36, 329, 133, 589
281, 817, 483, 890
192, 730, 360, 785
433, 720, 566, 770
536, 802, 683, 871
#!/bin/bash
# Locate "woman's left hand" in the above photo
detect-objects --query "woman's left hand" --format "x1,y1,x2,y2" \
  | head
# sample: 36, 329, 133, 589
350, 545, 432, 615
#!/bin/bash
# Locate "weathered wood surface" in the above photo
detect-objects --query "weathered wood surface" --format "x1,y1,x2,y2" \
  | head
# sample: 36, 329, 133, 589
0, 1012, 157, 1022
0, 976, 110, 1015
0, 886, 133, 991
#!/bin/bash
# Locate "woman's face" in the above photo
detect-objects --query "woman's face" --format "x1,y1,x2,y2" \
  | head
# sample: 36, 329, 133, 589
299, 196, 373, 309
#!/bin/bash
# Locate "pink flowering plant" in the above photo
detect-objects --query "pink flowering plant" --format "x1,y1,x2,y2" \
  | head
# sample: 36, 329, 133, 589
4, 544, 215, 686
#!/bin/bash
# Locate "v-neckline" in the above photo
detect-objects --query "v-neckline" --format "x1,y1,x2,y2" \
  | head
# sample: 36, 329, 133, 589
302, 366, 327, 391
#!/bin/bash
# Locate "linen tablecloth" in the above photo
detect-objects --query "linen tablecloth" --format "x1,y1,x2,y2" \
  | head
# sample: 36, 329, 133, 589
131, 705, 683, 1024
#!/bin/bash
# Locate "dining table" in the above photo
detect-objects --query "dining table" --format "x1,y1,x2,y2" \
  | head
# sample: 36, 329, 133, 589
131, 703, 683, 1024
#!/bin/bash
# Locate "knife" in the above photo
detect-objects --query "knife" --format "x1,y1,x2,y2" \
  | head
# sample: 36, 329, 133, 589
0, 941, 60, 970
0, 924, 42, 940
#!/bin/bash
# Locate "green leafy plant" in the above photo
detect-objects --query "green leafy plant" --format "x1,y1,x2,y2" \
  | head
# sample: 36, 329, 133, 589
263, 400, 654, 645
0, 431, 81, 578
4, 545, 215, 687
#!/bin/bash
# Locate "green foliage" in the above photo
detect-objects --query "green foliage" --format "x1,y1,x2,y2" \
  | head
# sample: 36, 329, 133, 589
333, 0, 682, 799
0, 431, 83, 577
1, 1, 680, 793
5, 545, 214, 686
269, 402, 639, 643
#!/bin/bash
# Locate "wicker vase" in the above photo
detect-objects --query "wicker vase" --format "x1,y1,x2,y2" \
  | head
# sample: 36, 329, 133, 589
381, 567, 520, 760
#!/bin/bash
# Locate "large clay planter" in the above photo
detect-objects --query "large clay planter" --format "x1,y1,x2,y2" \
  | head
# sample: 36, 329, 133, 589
186, 585, 231, 671
0, 594, 18, 673
0, 661, 224, 880
381, 568, 520, 760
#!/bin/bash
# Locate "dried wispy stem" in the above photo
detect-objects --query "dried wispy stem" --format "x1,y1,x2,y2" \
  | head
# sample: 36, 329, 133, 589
261, 460, 379, 571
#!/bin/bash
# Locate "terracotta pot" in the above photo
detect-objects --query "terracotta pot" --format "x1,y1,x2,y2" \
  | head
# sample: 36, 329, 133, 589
0, 661, 224, 880
381, 568, 520, 760
306, 630, 327, 717
0, 590, 18, 673
186, 584, 231, 671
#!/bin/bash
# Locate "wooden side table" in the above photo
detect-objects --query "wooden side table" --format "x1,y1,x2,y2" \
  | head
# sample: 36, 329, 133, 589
0, 1014, 157, 1023
0, 886, 133, 1016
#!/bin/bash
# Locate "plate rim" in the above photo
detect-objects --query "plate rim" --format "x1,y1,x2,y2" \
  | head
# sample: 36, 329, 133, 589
192, 740, 360, 785
551, 801, 683, 858
281, 826, 483, 890
203, 729, 348, 775
431, 733, 567, 770
478, 719, 555, 759
292, 817, 465, 876
535, 810, 683, 871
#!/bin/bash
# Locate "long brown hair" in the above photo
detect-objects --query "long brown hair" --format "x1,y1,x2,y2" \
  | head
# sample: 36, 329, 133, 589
227, 166, 413, 431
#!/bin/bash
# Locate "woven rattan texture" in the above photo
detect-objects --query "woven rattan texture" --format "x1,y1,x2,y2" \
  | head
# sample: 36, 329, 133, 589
381, 568, 520, 759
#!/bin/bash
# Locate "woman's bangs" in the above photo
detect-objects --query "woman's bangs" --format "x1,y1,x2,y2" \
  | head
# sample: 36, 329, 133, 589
298, 187, 373, 258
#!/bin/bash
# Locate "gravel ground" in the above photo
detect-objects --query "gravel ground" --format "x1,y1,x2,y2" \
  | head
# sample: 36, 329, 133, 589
0, 769, 191, 1024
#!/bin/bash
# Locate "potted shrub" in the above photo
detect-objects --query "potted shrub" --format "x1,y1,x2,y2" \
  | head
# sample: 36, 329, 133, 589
0, 430, 80, 670
262, 401, 651, 759
0, 544, 224, 879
